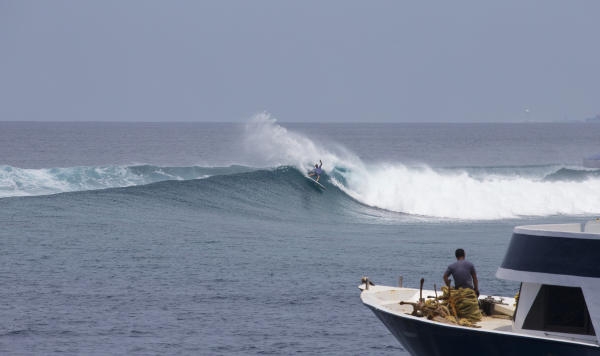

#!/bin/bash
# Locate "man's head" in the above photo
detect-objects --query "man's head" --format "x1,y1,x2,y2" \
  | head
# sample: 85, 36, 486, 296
315, 164, 318, 168
455, 248, 465, 259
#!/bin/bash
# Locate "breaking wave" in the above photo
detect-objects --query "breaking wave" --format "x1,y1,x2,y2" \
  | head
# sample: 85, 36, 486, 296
3, 113, 600, 220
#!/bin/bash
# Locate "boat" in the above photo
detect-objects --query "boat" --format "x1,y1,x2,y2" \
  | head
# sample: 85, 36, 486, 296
585, 114, 600, 123
584, 154, 600, 169
359, 220, 600, 356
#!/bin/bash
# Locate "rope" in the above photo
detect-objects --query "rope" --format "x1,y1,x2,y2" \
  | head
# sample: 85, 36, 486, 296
439, 286, 482, 326
399, 285, 482, 328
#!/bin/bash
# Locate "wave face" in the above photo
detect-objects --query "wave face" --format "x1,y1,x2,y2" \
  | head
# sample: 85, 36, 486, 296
3, 114, 600, 220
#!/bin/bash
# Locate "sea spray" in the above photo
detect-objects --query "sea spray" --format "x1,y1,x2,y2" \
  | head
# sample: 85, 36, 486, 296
243, 112, 361, 173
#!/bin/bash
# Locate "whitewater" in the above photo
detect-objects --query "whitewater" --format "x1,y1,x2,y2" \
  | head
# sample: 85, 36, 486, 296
3, 114, 600, 220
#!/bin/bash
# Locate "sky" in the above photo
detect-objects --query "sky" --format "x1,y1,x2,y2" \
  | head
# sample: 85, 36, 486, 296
1, 1, 599, 123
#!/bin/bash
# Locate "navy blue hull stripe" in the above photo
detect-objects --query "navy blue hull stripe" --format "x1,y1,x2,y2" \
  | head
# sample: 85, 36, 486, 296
501, 233, 600, 278
368, 305, 600, 356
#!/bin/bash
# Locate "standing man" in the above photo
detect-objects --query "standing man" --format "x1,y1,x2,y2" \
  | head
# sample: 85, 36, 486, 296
443, 248, 479, 296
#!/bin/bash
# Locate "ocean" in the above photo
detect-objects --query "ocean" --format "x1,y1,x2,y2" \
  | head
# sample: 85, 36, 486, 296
1, 114, 600, 355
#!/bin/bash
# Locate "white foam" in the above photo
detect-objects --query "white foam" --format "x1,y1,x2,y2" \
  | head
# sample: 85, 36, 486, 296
0, 165, 148, 198
336, 164, 600, 219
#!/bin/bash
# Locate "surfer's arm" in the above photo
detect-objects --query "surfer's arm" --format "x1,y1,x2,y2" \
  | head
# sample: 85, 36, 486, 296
318, 160, 322, 168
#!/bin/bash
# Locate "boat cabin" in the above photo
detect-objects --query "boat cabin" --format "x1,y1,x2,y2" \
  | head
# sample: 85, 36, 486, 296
496, 221, 600, 344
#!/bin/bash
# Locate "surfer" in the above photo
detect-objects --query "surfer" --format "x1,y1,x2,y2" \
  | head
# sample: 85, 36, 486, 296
308, 160, 323, 182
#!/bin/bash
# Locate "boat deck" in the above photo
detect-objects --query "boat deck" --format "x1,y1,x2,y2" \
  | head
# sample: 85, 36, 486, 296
360, 284, 516, 332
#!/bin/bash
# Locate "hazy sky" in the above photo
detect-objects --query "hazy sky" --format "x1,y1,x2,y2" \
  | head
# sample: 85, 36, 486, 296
1, 1, 599, 123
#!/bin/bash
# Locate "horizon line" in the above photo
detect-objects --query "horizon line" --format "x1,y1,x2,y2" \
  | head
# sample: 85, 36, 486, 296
0, 120, 590, 124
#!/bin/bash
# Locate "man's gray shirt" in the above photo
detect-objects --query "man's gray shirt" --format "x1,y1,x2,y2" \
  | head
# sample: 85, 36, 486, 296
445, 260, 475, 289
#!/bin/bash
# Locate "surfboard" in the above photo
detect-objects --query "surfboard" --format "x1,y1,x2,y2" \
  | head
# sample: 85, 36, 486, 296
306, 176, 326, 190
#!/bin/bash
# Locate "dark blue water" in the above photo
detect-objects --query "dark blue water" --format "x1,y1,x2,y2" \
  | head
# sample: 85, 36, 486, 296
1, 118, 600, 354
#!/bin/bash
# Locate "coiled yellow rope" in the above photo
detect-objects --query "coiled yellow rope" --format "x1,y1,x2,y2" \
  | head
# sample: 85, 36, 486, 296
439, 286, 482, 326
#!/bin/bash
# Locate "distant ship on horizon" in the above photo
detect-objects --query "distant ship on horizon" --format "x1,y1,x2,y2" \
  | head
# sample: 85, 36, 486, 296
585, 114, 600, 123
